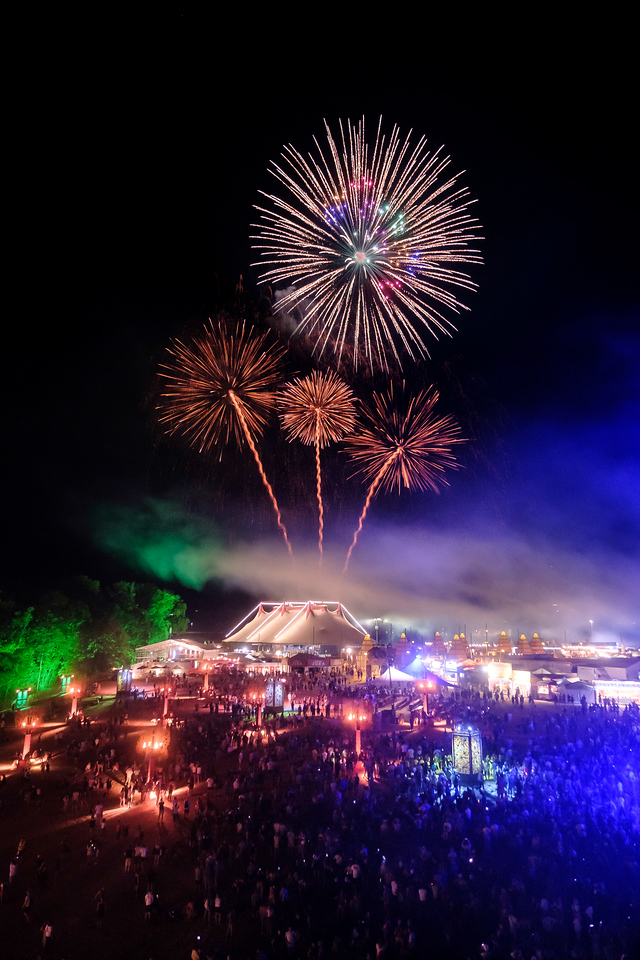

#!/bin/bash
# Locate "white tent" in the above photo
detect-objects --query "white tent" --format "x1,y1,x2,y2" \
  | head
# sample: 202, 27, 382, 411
557, 677, 596, 703
371, 666, 416, 684
224, 601, 367, 650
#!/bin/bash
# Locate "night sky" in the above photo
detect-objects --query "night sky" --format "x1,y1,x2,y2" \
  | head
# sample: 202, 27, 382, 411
4, 24, 638, 645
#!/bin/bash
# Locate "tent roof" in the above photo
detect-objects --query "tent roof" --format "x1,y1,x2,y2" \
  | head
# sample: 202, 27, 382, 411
224, 601, 367, 648
371, 665, 416, 683
422, 670, 454, 687
400, 657, 428, 678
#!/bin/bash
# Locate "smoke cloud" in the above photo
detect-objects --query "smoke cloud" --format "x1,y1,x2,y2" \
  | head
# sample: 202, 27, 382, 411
93, 325, 639, 645
93, 499, 639, 645
94, 498, 224, 590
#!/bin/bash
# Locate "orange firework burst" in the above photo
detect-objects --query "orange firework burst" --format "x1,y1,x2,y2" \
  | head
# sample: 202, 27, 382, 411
280, 370, 356, 447
280, 370, 356, 558
343, 383, 463, 569
158, 318, 283, 453
157, 319, 292, 553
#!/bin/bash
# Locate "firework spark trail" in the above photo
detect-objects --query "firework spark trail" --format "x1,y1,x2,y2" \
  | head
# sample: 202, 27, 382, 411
228, 391, 292, 555
279, 371, 355, 557
315, 415, 324, 560
343, 384, 463, 569
343, 451, 400, 573
252, 116, 482, 371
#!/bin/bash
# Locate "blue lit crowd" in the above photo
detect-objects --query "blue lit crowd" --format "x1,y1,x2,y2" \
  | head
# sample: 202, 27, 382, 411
143, 686, 640, 960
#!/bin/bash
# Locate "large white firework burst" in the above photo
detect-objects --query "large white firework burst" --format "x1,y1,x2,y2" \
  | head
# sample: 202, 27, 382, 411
251, 117, 482, 371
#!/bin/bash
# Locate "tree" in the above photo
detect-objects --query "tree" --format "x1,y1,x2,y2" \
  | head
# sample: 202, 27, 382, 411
106, 582, 189, 664
0, 598, 34, 700
0, 578, 190, 705
28, 591, 88, 690
145, 588, 189, 645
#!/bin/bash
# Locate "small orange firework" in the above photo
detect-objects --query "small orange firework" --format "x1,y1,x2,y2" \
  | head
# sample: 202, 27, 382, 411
280, 370, 356, 447
158, 319, 292, 554
280, 370, 356, 557
158, 318, 283, 454
344, 383, 463, 568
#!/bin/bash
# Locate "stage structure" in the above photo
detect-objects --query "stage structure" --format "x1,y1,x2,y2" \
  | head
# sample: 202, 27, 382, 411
225, 601, 367, 658
452, 723, 483, 783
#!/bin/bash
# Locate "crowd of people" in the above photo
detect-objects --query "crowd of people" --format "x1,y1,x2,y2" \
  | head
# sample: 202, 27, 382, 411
1, 677, 639, 960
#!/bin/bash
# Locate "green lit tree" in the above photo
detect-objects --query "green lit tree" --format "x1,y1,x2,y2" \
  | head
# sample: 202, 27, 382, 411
0, 599, 34, 702
0, 579, 190, 705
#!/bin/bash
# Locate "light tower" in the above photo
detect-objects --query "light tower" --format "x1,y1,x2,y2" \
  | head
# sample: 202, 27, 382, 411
452, 723, 483, 784
68, 684, 80, 717
21, 719, 36, 758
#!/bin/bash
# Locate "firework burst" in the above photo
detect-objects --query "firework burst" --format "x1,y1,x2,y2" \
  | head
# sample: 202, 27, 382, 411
252, 117, 482, 371
157, 319, 292, 554
280, 370, 356, 558
343, 383, 463, 569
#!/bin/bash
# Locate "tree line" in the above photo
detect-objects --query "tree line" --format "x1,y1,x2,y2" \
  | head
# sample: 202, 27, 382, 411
0, 576, 189, 705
